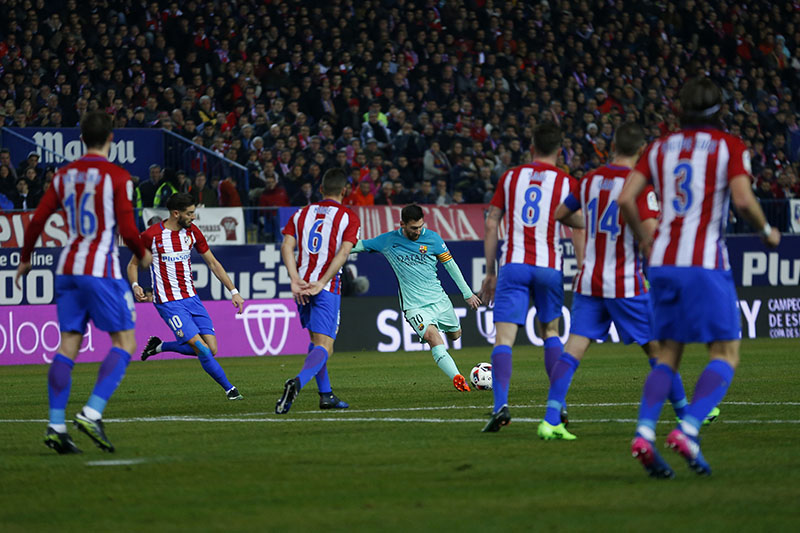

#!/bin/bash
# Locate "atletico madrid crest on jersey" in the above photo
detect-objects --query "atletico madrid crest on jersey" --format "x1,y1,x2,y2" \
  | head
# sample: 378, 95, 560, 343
419, 245, 427, 254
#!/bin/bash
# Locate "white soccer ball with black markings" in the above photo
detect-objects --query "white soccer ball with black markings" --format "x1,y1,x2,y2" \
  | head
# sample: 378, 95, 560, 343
470, 362, 492, 390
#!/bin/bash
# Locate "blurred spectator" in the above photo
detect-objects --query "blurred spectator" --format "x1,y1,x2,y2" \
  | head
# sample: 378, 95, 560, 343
291, 180, 321, 207
434, 179, 453, 206
346, 179, 376, 206
219, 176, 243, 207
392, 180, 414, 204
374, 181, 396, 206
153, 169, 179, 208
414, 180, 437, 205
423, 141, 451, 183
191, 172, 218, 208
13, 178, 38, 210
137, 164, 162, 208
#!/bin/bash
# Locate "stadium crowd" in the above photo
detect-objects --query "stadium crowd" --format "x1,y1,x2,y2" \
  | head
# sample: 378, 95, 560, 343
1, 0, 799, 220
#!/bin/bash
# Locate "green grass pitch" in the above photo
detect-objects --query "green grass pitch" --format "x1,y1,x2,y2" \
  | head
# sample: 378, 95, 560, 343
1, 338, 799, 531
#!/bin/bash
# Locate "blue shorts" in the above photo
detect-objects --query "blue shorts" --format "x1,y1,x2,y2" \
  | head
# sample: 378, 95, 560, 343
493, 264, 564, 325
155, 295, 215, 343
298, 289, 341, 339
648, 266, 741, 343
570, 293, 653, 345
56, 275, 135, 333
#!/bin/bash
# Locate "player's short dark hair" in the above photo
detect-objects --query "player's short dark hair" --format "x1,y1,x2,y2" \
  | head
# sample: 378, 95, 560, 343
80, 111, 113, 149
532, 121, 562, 157
679, 77, 723, 128
401, 204, 424, 223
613, 123, 646, 157
320, 168, 347, 195
166, 192, 195, 213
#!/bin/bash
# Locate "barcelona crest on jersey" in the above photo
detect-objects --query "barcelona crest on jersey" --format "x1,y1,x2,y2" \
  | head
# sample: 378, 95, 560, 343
419, 245, 427, 254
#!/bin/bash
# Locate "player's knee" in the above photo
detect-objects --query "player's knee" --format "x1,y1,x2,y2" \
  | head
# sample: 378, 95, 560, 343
447, 329, 462, 341
542, 318, 560, 338
193, 340, 212, 361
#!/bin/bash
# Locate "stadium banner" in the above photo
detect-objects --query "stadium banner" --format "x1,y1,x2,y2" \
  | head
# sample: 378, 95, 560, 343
0, 299, 308, 366
277, 204, 499, 241
3, 127, 163, 181
2, 235, 799, 306
335, 285, 800, 352
791, 199, 800, 233
0, 211, 69, 248
141, 207, 246, 244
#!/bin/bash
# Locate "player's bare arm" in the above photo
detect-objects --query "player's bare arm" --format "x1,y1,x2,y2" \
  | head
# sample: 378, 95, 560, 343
619, 170, 652, 255
280, 234, 310, 305
554, 204, 586, 229
730, 175, 781, 248
126, 255, 147, 302
201, 249, 244, 314
303, 241, 356, 297
479, 205, 503, 303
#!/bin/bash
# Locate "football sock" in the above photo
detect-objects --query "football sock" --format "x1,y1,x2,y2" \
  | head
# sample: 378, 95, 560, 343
194, 341, 233, 391
649, 357, 688, 418
491, 345, 512, 413
86, 347, 131, 418
636, 363, 674, 441
315, 361, 332, 394
297, 346, 329, 389
682, 359, 735, 433
48, 354, 74, 432
544, 353, 580, 425
543, 336, 562, 381
161, 341, 197, 356
431, 344, 459, 379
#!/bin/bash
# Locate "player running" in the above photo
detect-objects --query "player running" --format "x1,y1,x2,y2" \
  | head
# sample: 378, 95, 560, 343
127, 192, 245, 401
620, 77, 780, 477
16, 111, 153, 454
479, 121, 581, 432
535, 123, 693, 442
276, 169, 360, 414
352, 204, 482, 391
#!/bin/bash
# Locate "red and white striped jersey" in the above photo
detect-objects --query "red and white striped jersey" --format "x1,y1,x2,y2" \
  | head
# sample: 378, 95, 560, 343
141, 222, 209, 304
571, 165, 659, 298
21, 155, 146, 278
635, 128, 750, 270
490, 161, 575, 269
281, 199, 360, 294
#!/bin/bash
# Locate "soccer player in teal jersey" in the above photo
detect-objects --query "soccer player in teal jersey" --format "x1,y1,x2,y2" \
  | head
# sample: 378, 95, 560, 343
352, 204, 482, 390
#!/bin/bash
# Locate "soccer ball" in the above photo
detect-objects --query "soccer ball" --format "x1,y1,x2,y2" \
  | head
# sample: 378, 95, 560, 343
470, 363, 492, 390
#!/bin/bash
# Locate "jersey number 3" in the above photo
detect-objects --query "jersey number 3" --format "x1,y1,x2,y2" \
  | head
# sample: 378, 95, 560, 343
672, 162, 693, 215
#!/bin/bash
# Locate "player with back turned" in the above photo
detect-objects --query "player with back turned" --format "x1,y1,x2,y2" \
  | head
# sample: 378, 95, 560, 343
620, 77, 780, 477
276, 168, 360, 414
535, 122, 694, 442
479, 121, 582, 432
15, 111, 152, 454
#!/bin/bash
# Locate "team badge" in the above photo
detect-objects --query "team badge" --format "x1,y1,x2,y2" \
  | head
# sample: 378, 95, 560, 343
183, 234, 192, 246
418, 323, 424, 331
419, 245, 427, 254
176, 330, 184, 338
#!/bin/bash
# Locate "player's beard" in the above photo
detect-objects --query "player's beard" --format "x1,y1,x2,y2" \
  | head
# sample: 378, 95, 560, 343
178, 215, 193, 229
403, 228, 419, 241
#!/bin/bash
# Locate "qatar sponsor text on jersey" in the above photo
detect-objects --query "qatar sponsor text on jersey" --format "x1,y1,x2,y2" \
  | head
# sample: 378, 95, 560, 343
572, 165, 659, 298
282, 200, 360, 294
635, 128, 750, 270
490, 161, 575, 269
142, 222, 209, 304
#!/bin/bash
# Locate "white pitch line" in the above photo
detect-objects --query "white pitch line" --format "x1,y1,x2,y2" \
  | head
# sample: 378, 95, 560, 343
86, 458, 152, 466
2, 416, 800, 424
